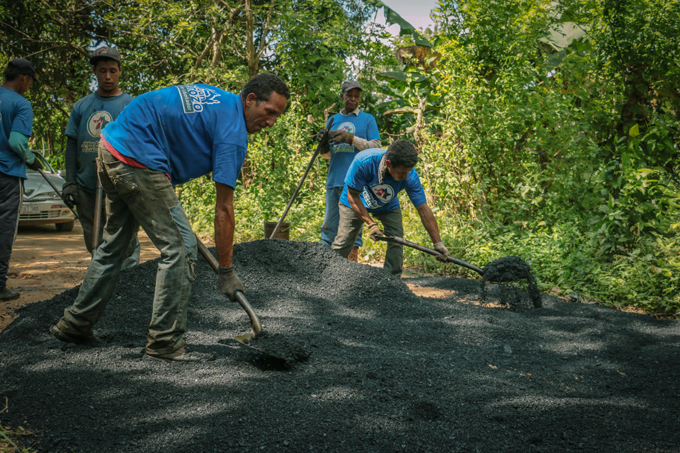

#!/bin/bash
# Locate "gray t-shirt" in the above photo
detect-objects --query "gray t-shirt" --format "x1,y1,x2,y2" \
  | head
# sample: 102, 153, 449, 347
65, 92, 133, 191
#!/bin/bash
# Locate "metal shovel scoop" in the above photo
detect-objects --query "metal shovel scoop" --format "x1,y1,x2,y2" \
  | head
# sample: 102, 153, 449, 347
375, 235, 541, 308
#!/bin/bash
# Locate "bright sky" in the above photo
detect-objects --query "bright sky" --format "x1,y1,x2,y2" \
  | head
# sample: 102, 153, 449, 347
375, 0, 439, 35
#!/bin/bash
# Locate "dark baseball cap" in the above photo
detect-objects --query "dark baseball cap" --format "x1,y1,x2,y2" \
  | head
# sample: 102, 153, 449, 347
90, 46, 121, 65
8, 58, 39, 82
341, 81, 362, 93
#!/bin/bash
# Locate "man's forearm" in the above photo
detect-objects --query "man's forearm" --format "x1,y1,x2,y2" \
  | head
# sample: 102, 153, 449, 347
348, 190, 374, 224
416, 203, 442, 244
352, 137, 381, 151
65, 136, 78, 184
8, 131, 34, 163
215, 183, 236, 268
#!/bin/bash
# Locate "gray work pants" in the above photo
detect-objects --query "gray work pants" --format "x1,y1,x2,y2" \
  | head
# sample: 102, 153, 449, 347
332, 204, 404, 277
77, 187, 140, 269
0, 172, 22, 289
59, 144, 198, 354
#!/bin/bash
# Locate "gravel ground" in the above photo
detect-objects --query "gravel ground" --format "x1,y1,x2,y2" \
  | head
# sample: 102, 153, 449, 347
1, 239, 679, 452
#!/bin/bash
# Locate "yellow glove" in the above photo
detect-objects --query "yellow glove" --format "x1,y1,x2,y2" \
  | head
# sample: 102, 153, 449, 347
367, 223, 384, 241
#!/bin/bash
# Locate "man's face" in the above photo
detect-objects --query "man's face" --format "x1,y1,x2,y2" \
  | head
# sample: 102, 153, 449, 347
341, 88, 361, 112
17, 75, 33, 96
93, 60, 121, 94
386, 160, 412, 181
243, 92, 287, 134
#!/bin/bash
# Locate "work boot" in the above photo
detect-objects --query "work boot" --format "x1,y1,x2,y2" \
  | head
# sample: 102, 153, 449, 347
0, 287, 20, 301
348, 246, 359, 262
51, 322, 103, 345
145, 347, 215, 363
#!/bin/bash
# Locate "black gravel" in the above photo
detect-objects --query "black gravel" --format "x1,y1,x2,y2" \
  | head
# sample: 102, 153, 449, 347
1, 239, 679, 453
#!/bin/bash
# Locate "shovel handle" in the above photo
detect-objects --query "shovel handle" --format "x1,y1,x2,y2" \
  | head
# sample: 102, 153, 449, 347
269, 117, 335, 239
194, 234, 263, 333
37, 169, 80, 221
375, 235, 484, 276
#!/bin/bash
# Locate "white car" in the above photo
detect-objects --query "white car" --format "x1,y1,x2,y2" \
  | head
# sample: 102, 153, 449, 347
19, 153, 76, 231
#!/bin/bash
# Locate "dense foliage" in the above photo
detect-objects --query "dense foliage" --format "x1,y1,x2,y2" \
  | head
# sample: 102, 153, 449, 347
1, 0, 678, 313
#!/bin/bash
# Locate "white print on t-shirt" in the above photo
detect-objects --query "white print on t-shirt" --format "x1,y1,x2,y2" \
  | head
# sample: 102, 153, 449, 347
333, 121, 356, 152
87, 111, 113, 137
177, 85, 221, 113
361, 184, 395, 209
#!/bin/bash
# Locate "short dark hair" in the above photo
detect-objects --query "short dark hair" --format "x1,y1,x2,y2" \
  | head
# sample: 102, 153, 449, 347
4, 65, 24, 82
385, 140, 419, 169
92, 58, 122, 69
241, 73, 290, 102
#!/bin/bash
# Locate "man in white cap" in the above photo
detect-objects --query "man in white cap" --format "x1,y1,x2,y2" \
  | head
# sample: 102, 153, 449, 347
320, 80, 381, 262
0, 58, 42, 301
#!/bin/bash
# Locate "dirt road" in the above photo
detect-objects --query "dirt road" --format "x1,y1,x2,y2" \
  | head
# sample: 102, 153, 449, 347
0, 222, 160, 332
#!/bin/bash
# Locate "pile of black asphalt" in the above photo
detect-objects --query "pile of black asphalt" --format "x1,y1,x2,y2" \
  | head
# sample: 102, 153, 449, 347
1, 239, 678, 452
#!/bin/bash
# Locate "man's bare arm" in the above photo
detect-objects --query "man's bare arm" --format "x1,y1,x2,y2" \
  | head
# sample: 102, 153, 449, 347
215, 182, 236, 268
352, 137, 381, 151
348, 190, 375, 225
416, 203, 442, 244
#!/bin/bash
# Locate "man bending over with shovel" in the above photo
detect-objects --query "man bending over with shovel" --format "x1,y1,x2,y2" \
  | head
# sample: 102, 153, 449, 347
52, 74, 289, 362
332, 140, 449, 277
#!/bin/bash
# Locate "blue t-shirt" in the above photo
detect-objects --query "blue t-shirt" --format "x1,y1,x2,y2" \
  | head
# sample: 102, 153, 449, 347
326, 111, 379, 188
339, 148, 427, 213
0, 87, 33, 179
65, 92, 134, 191
102, 84, 248, 187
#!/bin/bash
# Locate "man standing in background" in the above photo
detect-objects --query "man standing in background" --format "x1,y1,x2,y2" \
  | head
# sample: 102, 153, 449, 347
320, 81, 380, 262
62, 46, 140, 266
0, 58, 42, 301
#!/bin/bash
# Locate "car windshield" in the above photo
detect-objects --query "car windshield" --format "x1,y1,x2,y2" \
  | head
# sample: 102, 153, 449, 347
26, 151, 56, 174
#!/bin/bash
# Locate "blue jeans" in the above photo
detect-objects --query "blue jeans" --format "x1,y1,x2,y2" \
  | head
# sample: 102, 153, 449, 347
320, 187, 362, 248
59, 144, 197, 355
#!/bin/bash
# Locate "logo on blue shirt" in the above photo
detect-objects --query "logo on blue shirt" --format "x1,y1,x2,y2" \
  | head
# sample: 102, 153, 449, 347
362, 183, 395, 208
177, 85, 221, 113
87, 111, 113, 137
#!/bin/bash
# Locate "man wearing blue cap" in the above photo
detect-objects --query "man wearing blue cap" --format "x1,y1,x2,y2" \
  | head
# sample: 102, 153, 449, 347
62, 46, 140, 266
0, 58, 42, 301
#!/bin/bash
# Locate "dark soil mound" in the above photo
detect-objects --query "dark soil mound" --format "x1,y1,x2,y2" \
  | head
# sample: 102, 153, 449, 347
1, 240, 679, 453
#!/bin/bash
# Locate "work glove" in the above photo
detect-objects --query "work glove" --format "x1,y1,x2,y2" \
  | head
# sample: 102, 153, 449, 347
316, 127, 331, 155
328, 130, 354, 145
433, 241, 450, 262
315, 127, 328, 143
62, 182, 79, 209
218, 266, 245, 302
26, 157, 43, 172
367, 222, 384, 241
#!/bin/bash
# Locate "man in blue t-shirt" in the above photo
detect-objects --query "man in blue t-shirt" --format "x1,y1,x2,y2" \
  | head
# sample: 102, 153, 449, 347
62, 46, 140, 267
332, 140, 450, 277
320, 81, 380, 262
0, 58, 42, 301
53, 73, 290, 362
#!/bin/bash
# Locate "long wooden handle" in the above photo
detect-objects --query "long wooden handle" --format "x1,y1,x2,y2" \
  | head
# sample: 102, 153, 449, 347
269, 117, 335, 239
375, 235, 484, 276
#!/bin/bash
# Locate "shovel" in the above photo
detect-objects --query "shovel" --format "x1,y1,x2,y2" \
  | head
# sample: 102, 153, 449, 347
269, 118, 334, 239
36, 168, 80, 221
195, 237, 263, 341
194, 236, 310, 364
375, 235, 541, 308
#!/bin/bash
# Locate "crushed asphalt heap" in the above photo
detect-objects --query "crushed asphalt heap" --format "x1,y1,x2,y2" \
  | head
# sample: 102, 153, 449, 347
481, 256, 542, 309
1, 239, 679, 452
